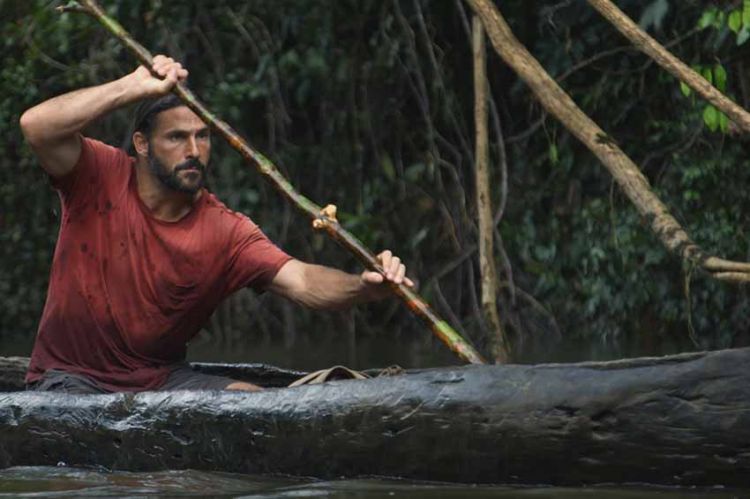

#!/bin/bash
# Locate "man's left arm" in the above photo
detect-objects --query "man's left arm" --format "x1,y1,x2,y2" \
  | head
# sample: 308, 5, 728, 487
266, 250, 414, 311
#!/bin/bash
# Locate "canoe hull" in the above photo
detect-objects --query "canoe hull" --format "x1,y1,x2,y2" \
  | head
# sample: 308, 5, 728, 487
1, 348, 749, 485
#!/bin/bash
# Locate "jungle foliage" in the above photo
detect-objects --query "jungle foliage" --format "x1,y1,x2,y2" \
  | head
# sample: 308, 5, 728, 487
1, 0, 749, 366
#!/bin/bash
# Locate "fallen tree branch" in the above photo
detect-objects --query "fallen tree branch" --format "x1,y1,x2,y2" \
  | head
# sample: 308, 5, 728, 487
59, 0, 485, 365
465, 0, 750, 282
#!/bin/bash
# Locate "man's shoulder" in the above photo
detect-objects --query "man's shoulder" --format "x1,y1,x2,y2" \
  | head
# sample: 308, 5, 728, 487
78, 136, 133, 181
81, 136, 131, 164
53, 136, 132, 199
200, 192, 259, 233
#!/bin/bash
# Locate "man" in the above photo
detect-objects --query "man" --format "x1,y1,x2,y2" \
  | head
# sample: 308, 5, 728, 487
19, 55, 413, 394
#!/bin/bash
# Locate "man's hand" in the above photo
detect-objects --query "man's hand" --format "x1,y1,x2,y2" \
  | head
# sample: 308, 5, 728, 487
127, 55, 188, 98
361, 250, 415, 290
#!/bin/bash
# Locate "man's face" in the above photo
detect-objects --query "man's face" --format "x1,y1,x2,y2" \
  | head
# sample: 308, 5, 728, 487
146, 106, 211, 195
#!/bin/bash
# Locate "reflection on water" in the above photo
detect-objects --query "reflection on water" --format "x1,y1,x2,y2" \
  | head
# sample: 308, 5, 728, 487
0, 467, 744, 498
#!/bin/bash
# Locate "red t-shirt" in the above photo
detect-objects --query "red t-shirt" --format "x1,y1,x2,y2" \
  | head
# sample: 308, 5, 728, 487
26, 137, 293, 391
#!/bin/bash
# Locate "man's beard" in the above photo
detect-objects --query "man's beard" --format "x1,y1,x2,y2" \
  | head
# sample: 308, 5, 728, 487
148, 150, 207, 195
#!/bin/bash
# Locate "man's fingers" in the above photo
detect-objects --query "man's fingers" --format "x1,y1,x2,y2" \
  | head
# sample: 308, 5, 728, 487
393, 263, 406, 284
152, 57, 170, 75
153, 56, 174, 68
377, 250, 394, 274
378, 249, 392, 267
362, 271, 384, 284
387, 256, 401, 279
370, 249, 416, 290
150, 55, 185, 82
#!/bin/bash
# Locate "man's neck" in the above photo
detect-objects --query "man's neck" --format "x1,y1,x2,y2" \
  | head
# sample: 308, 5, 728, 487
134, 162, 201, 222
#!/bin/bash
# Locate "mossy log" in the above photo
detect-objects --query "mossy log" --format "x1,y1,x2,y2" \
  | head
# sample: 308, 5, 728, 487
1, 349, 749, 486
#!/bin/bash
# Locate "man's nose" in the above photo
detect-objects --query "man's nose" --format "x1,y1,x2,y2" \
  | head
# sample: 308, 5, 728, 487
186, 136, 200, 158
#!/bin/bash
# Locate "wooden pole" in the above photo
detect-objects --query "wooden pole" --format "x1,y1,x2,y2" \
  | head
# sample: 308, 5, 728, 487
60, 0, 486, 365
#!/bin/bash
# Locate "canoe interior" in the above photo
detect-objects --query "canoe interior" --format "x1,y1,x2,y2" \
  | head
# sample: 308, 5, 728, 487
0, 357, 394, 392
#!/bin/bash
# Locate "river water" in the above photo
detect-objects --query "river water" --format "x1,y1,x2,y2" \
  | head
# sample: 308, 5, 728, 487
0, 466, 744, 498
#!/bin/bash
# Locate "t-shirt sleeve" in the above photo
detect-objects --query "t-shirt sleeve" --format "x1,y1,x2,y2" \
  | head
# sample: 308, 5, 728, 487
224, 217, 294, 293
51, 136, 126, 208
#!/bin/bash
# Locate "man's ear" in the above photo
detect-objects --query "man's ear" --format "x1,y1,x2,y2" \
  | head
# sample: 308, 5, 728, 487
132, 132, 149, 158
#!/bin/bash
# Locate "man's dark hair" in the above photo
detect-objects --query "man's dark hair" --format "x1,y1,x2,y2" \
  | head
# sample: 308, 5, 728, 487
123, 94, 184, 156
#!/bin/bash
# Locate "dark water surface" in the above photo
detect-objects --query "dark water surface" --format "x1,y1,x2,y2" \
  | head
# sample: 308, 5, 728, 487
0, 467, 744, 498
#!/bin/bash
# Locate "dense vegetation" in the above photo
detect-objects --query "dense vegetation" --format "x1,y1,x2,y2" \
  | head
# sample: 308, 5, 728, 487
2, 0, 749, 367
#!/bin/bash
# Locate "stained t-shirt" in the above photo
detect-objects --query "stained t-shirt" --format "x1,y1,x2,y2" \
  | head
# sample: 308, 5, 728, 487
26, 137, 293, 391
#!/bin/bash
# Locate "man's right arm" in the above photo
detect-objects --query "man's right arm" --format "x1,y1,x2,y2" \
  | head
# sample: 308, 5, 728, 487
19, 55, 188, 178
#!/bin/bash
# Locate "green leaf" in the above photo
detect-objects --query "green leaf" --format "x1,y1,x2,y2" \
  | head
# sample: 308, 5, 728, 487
701, 67, 713, 85
381, 154, 395, 181
737, 28, 750, 45
729, 10, 742, 33
719, 112, 729, 133
549, 143, 559, 165
717, 10, 727, 28
713, 64, 727, 92
697, 7, 718, 29
679, 81, 692, 97
743, 0, 750, 27
703, 105, 719, 132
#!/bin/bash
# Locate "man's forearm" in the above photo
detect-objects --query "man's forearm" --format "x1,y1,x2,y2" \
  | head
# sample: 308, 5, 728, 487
292, 264, 382, 311
269, 254, 410, 311
20, 76, 140, 146
20, 56, 187, 177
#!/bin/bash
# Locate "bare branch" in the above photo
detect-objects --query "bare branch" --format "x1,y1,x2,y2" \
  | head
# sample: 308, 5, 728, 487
473, 16, 510, 362
588, 0, 750, 134
467, 0, 750, 282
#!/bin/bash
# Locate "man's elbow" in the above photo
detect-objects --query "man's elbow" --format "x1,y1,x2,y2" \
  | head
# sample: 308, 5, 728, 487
19, 108, 43, 146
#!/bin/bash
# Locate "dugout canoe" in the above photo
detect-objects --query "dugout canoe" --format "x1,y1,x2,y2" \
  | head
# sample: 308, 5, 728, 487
0, 348, 749, 486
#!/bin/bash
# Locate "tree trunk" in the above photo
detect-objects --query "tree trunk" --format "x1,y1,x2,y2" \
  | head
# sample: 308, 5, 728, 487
588, 0, 750, 133
472, 16, 510, 363
465, 0, 750, 282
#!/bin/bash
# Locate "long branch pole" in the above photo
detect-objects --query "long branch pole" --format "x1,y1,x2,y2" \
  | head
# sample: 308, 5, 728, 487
61, 0, 485, 365
466, 0, 750, 283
